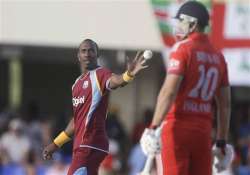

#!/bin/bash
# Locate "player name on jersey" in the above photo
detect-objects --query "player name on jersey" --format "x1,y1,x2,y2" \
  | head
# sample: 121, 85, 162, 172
183, 100, 211, 113
197, 51, 220, 65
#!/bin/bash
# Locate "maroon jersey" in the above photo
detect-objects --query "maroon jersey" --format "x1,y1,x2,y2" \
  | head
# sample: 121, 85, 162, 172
72, 67, 112, 153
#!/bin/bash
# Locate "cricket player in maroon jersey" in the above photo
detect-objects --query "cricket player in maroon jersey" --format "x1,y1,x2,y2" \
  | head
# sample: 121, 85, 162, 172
42, 39, 148, 175
140, 1, 233, 175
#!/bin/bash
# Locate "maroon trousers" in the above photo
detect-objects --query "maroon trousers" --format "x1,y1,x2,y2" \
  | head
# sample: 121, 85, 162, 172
67, 148, 107, 175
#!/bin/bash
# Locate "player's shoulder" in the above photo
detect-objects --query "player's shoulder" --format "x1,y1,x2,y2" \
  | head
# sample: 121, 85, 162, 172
95, 66, 112, 75
72, 74, 82, 90
171, 38, 192, 53
213, 48, 227, 66
73, 75, 82, 83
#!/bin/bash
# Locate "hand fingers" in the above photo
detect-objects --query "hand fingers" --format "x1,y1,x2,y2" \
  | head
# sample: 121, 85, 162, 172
135, 51, 142, 62
126, 56, 130, 63
126, 56, 134, 68
43, 151, 48, 160
140, 60, 149, 69
141, 59, 146, 65
139, 55, 149, 67
43, 150, 52, 160
42, 150, 47, 157
138, 54, 145, 63
141, 65, 149, 69
44, 153, 52, 160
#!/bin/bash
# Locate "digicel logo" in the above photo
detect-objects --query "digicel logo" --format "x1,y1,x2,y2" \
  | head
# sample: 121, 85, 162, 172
72, 96, 85, 107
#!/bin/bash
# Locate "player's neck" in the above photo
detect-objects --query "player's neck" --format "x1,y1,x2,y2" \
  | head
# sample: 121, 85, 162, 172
81, 70, 89, 76
81, 65, 99, 75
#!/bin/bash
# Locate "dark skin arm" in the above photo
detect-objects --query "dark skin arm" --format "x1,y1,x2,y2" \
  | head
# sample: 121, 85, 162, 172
42, 118, 74, 160
64, 118, 74, 136
108, 52, 148, 89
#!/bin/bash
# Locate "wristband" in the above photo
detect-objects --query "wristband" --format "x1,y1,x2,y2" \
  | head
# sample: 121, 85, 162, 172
122, 71, 134, 82
148, 124, 158, 130
53, 131, 71, 148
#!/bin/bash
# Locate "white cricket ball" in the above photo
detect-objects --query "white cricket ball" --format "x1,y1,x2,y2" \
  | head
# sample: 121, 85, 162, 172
143, 50, 153, 60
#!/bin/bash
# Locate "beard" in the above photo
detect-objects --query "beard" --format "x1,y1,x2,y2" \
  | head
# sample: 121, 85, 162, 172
79, 60, 98, 72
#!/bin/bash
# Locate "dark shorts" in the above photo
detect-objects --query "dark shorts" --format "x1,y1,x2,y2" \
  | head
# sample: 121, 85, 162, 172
67, 148, 107, 175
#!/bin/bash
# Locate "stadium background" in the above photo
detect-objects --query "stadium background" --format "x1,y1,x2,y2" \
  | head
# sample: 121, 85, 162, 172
0, 0, 250, 174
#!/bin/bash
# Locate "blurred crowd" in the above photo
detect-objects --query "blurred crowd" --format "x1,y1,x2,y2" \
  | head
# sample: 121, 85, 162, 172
0, 102, 250, 175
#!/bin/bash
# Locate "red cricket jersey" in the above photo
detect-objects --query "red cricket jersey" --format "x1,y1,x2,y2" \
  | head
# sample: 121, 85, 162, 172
71, 67, 112, 153
165, 32, 229, 132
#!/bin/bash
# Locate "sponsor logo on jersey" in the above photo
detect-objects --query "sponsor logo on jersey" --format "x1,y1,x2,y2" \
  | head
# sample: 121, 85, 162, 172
72, 96, 85, 107
168, 58, 180, 69
83, 81, 89, 89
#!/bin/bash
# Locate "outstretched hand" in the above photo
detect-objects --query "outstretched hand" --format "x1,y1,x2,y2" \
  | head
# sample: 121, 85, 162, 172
42, 143, 59, 160
127, 51, 149, 77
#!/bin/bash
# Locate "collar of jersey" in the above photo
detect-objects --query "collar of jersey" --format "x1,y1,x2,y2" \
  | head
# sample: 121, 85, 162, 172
80, 72, 90, 80
188, 32, 208, 41
79, 66, 101, 80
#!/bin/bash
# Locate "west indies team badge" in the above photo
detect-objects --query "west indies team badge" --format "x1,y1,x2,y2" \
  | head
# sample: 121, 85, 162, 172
83, 81, 89, 89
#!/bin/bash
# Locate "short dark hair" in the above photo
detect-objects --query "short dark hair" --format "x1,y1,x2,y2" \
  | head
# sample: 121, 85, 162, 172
78, 39, 99, 56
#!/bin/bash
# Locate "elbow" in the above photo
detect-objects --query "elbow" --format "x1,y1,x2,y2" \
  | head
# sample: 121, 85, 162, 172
108, 82, 124, 90
168, 92, 176, 100
107, 81, 118, 90
109, 85, 118, 90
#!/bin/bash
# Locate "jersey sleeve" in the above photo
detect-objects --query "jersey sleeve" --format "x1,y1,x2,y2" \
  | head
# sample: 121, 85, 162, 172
167, 44, 188, 75
96, 67, 112, 94
72, 76, 81, 90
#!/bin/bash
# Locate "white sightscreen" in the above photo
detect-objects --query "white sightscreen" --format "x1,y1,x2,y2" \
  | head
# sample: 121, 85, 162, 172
0, 0, 163, 50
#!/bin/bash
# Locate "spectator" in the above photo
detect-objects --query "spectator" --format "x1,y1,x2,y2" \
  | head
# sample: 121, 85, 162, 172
0, 118, 31, 163
127, 109, 153, 175
99, 139, 121, 175
106, 107, 127, 145
127, 143, 147, 175
131, 109, 153, 145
